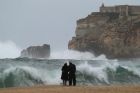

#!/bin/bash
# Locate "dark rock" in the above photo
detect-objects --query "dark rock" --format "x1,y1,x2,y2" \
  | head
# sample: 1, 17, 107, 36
20, 44, 50, 58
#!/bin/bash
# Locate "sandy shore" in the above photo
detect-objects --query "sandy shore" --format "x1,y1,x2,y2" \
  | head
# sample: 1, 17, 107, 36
0, 85, 140, 93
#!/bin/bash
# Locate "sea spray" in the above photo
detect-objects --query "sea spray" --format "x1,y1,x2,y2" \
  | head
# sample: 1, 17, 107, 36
0, 42, 108, 60
0, 41, 21, 59
50, 50, 108, 60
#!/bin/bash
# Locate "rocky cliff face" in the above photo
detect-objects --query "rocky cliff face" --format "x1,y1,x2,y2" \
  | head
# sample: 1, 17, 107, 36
20, 44, 50, 58
68, 12, 140, 59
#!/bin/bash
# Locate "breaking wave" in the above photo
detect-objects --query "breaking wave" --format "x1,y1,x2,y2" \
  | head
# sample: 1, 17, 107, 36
0, 59, 140, 88
77, 61, 140, 85
0, 66, 61, 88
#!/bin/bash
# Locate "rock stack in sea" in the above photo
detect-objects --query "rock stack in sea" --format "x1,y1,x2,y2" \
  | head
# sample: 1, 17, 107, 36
20, 44, 50, 58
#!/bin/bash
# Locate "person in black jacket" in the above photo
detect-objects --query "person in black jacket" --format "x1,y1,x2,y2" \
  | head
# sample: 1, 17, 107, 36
68, 62, 76, 86
61, 63, 69, 85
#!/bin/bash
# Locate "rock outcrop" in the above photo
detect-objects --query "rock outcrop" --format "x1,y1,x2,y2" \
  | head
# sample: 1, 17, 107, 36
20, 44, 50, 58
68, 12, 140, 59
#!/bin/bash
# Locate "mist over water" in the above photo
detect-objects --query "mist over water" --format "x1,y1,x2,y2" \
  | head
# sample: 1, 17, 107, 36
0, 42, 140, 87
0, 40, 109, 61
1, 41, 140, 88
0, 41, 21, 59
0, 40, 110, 61
50, 50, 108, 60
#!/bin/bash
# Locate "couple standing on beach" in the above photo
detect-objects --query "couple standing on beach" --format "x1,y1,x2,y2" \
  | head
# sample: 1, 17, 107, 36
61, 62, 76, 86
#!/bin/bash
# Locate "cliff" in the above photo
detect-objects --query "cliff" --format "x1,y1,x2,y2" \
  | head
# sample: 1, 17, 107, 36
20, 44, 50, 58
68, 12, 140, 59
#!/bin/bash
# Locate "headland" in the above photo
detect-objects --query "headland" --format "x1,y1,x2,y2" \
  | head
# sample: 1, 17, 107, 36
68, 4, 140, 59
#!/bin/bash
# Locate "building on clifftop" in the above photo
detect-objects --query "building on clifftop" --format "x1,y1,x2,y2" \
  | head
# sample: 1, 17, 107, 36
100, 3, 140, 16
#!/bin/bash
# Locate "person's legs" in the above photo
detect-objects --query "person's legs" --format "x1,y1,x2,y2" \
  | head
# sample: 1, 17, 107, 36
63, 80, 65, 85
66, 80, 67, 85
71, 74, 76, 86
69, 78, 72, 86
73, 77, 76, 86
64, 80, 66, 86
69, 74, 72, 86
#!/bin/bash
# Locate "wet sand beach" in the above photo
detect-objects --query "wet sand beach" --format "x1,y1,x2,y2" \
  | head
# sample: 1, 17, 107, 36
0, 85, 140, 93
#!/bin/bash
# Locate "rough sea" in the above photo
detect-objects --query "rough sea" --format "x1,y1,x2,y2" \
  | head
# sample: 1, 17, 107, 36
0, 56, 140, 88
0, 43, 139, 88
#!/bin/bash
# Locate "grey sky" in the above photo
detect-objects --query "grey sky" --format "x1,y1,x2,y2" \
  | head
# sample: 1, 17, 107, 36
0, 0, 140, 52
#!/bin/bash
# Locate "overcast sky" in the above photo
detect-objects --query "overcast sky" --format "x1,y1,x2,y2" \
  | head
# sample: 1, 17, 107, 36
0, 0, 140, 52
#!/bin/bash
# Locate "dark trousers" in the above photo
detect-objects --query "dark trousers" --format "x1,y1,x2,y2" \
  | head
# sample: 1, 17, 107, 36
63, 80, 67, 86
69, 74, 76, 86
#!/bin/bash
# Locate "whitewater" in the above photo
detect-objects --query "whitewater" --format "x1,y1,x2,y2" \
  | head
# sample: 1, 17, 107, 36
0, 41, 140, 88
0, 57, 140, 88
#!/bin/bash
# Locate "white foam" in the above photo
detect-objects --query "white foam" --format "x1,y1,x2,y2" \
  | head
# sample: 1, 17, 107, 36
50, 50, 108, 60
3, 66, 61, 85
0, 41, 21, 59
121, 65, 140, 77
77, 61, 120, 84
77, 62, 109, 83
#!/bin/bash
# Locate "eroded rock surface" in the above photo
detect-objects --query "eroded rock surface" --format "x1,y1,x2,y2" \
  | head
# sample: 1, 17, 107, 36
68, 12, 140, 59
21, 44, 50, 58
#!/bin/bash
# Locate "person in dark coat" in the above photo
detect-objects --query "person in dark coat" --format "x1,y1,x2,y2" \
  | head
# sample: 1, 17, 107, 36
61, 63, 69, 85
68, 62, 76, 86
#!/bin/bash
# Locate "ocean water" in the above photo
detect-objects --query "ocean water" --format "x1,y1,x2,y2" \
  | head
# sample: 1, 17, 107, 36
0, 58, 140, 88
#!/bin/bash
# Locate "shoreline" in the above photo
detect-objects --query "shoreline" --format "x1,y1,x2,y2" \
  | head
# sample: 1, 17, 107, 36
0, 85, 140, 93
